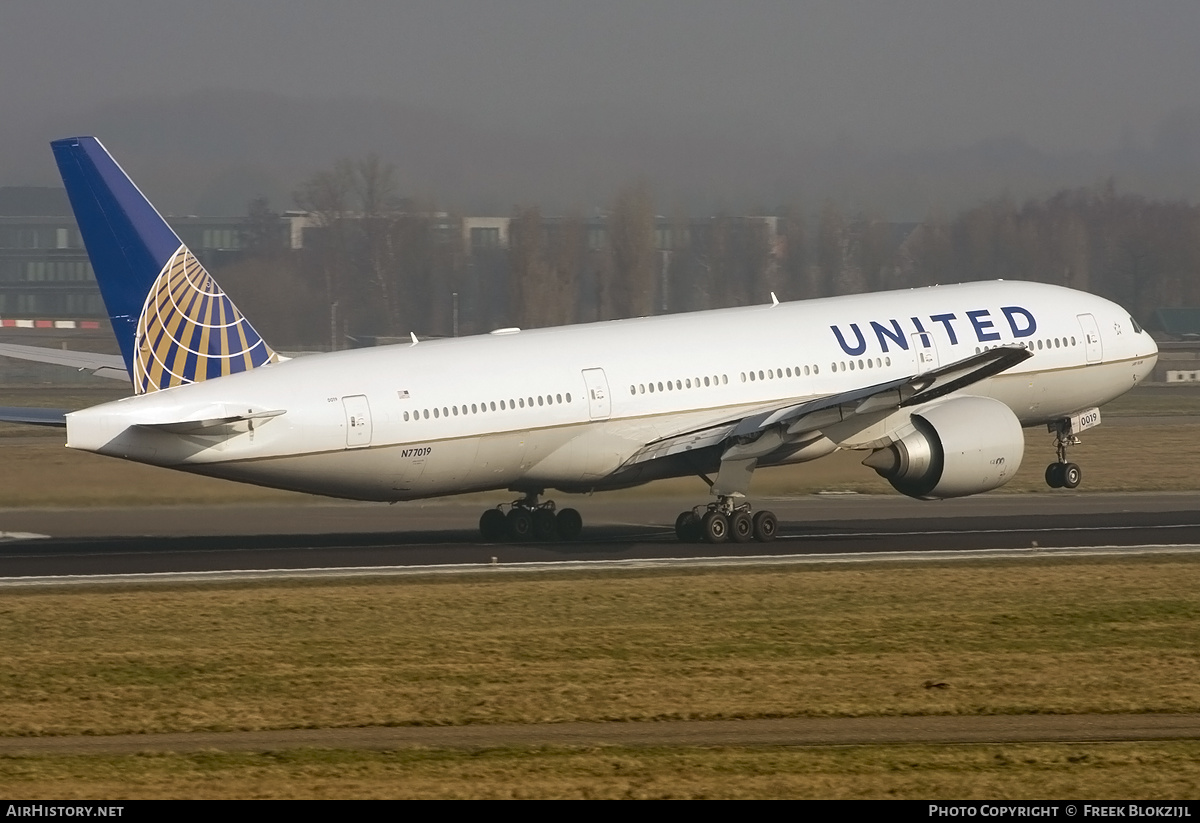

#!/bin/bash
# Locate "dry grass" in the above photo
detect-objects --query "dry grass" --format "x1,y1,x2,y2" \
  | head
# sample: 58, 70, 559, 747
2, 741, 1199, 799
1, 558, 1198, 737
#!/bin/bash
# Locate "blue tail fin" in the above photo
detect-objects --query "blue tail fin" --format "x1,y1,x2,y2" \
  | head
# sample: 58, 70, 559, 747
51, 136, 278, 395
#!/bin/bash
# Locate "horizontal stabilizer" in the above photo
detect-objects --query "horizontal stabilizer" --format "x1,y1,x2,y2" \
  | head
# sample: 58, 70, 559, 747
0, 407, 68, 427
133, 409, 286, 434
0, 343, 128, 380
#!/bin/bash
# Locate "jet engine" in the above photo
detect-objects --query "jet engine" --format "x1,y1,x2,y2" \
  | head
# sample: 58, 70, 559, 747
862, 396, 1024, 500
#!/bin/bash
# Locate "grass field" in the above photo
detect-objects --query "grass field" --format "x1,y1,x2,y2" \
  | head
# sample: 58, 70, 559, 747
3, 741, 1200, 799
0, 557, 1198, 797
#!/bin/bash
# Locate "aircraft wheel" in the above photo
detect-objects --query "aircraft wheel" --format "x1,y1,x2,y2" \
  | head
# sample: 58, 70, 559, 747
729, 511, 753, 543
506, 508, 533, 541
752, 510, 778, 543
479, 509, 507, 541
532, 509, 558, 541
1062, 463, 1082, 489
1045, 463, 1064, 489
556, 508, 583, 541
701, 511, 728, 544
675, 511, 701, 542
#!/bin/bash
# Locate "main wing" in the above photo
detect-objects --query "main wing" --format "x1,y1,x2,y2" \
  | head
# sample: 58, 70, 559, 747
621, 345, 1031, 468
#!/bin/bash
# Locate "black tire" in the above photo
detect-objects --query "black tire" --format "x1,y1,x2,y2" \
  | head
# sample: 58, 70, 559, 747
532, 509, 558, 541
701, 511, 728, 544
506, 508, 533, 540
752, 510, 778, 543
479, 508, 507, 541
730, 511, 753, 543
556, 508, 583, 541
674, 511, 700, 542
1045, 463, 1064, 488
1062, 462, 1082, 489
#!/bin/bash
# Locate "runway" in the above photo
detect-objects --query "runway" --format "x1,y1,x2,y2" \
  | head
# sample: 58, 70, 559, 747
2, 491, 1200, 580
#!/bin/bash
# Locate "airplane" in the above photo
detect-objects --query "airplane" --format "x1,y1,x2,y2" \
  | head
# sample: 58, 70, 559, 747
0, 137, 1160, 544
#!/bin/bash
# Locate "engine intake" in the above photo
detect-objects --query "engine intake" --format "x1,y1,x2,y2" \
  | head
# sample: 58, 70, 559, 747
862, 396, 1024, 499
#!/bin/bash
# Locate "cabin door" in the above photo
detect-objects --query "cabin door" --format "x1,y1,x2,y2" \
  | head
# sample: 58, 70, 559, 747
911, 332, 940, 374
581, 368, 611, 420
1077, 314, 1103, 364
342, 395, 372, 447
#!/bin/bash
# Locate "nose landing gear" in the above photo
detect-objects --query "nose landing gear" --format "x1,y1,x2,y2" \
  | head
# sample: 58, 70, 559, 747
1045, 420, 1082, 489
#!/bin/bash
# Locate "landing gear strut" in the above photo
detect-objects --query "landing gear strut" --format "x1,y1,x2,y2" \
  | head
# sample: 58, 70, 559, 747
479, 491, 582, 542
1044, 420, 1082, 489
675, 496, 778, 544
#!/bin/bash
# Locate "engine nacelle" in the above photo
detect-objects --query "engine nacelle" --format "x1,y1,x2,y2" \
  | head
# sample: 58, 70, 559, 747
862, 396, 1024, 500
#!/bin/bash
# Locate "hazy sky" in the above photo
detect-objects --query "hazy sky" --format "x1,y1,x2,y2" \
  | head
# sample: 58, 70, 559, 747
3, 0, 1199, 154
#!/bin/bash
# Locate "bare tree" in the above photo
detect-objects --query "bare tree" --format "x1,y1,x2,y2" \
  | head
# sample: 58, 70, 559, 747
816, 199, 847, 296
508, 206, 552, 327
294, 162, 355, 349
608, 182, 657, 318
354, 155, 402, 336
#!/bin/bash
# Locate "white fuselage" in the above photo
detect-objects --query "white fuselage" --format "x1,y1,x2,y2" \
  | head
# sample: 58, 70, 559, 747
65, 281, 1158, 501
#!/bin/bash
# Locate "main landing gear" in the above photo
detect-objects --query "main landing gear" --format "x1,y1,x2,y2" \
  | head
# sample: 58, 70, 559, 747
479, 491, 582, 542
1044, 420, 1082, 489
674, 497, 778, 544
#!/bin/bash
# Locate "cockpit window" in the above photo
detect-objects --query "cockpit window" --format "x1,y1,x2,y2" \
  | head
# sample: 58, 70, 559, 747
1130, 316, 1143, 334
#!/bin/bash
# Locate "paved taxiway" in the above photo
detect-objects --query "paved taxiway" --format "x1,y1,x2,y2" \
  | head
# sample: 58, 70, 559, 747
2, 491, 1200, 579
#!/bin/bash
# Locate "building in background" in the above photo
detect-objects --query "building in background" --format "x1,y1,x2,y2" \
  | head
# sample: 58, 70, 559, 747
0, 186, 270, 325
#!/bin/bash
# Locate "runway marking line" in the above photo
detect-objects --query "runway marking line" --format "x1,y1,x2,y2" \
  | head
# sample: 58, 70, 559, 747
1, 543, 1199, 587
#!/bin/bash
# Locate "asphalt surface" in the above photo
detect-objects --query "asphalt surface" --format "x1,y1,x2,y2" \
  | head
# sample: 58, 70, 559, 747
2, 491, 1200, 578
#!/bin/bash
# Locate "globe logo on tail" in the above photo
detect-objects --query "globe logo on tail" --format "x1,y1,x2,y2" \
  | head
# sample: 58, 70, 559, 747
133, 245, 278, 394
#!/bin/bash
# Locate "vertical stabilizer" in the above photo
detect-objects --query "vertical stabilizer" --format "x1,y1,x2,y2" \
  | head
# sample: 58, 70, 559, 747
51, 136, 277, 394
